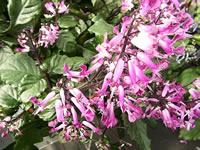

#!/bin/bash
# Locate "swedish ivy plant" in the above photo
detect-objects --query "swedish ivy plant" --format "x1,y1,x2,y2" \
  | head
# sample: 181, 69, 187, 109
0, 0, 200, 150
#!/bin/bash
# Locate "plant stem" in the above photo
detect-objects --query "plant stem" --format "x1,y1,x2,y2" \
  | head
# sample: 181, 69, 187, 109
27, 33, 52, 88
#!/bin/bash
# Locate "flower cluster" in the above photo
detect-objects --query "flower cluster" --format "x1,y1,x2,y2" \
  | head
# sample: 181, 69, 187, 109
15, 1, 69, 52
26, 0, 200, 143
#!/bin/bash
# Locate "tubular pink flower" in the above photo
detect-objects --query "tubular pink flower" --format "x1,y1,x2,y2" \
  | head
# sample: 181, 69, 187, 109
113, 58, 124, 83
131, 32, 156, 55
83, 107, 95, 122
121, 0, 134, 12
60, 88, 65, 106
128, 60, 136, 84
39, 91, 56, 108
159, 37, 173, 55
137, 52, 158, 70
45, 2, 56, 15
189, 88, 200, 100
86, 59, 104, 74
109, 33, 123, 47
118, 85, 124, 107
134, 64, 150, 82
32, 91, 56, 114
162, 109, 172, 127
107, 102, 118, 128
58, 1, 69, 14
127, 110, 137, 122
71, 97, 86, 113
98, 72, 113, 94
82, 121, 101, 134
62, 64, 81, 78
162, 82, 170, 97
71, 107, 79, 125
30, 97, 39, 105
55, 100, 64, 122
69, 88, 89, 104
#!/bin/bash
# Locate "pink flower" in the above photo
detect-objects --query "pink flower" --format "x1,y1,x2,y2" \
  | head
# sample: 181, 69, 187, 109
55, 100, 64, 122
82, 121, 101, 134
45, 2, 56, 14
131, 32, 157, 55
86, 59, 104, 75
71, 107, 79, 125
63, 64, 81, 78
30, 91, 56, 114
58, 1, 69, 14
128, 60, 136, 84
60, 88, 66, 106
38, 24, 59, 47
101, 102, 118, 128
45, 1, 69, 15
137, 52, 158, 70
121, 0, 134, 12
113, 58, 124, 83
98, 72, 113, 94
189, 88, 200, 100
118, 85, 125, 109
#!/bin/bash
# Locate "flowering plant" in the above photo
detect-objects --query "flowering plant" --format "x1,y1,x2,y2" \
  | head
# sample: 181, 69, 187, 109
0, 0, 200, 149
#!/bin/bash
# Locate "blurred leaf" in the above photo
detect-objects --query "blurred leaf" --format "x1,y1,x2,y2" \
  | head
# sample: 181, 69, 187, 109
19, 75, 48, 103
193, 34, 200, 46
78, 45, 96, 62
45, 55, 86, 74
0, 85, 20, 108
0, 36, 18, 46
0, 0, 7, 15
128, 119, 151, 150
70, 56, 86, 70
38, 109, 55, 121
179, 119, 200, 141
91, 0, 97, 6
0, 53, 41, 86
0, 46, 14, 67
14, 119, 49, 150
0, 20, 10, 34
56, 30, 77, 56
88, 19, 113, 35
58, 15, 78, 28
177, 67, 200, 86
7, 0, 42, 31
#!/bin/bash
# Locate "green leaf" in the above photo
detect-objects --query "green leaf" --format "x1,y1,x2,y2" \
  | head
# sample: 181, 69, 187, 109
0, 20, 10, 34
0, 53, 40, 86
88, 19, 113, 35
177, 67, 200, 86
0, 85, 20, 108
58, 15, 78, 28
179, 119, 200, 141
45, 55, 71, 74
14, 119, 50, 150
45, 55, 86, 74
70, 57, 86, 70
0, 36, 18, 46
19, 75, 48, 103
77, 44, 96, 63
7, 0, 42, 28
56, 30, 77, 56
0, 0, 7, 15
128, 119, 151, 150
0, 46, 14, 67
38, 109, 56, 121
